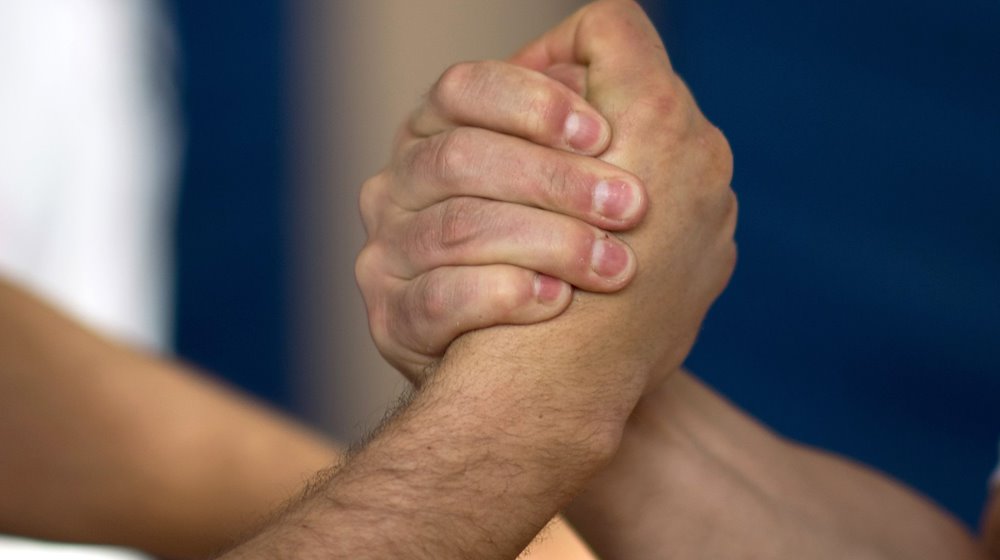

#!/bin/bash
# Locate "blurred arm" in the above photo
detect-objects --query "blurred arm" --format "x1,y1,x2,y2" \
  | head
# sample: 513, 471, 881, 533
567, 370, 988, 560
984, 486, 1000, 558
0, 277, 339, 559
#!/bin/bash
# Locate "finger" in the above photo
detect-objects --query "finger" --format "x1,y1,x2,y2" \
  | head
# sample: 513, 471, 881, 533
510, 1, 694, 192
384, 197, 637, 293
542, 63, 588, 97
385, 265, 573, 364
509, 0, 673, 98
393, 127, 646, 230
409, 59, 610, 155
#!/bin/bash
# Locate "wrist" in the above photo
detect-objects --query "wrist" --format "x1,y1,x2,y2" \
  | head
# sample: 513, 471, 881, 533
564, 372, 794, 558
429, 346, 630, 474
241, 358, 628, 560
433, 315, 669, 465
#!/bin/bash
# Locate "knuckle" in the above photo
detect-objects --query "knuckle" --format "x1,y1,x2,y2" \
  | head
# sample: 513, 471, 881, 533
428, 128, 474, 186
354, 243, 385, 292
386, 284, 431, 355
689, 184, 719, 219
417, 275, 454, 325
537, 156, 576, 208
435, 198, 482, 251
723, 188, 739, 233
404, 198, 483, 265
636, 75, 700, 131
432, 61, 475, 110
367, 302, 391, 349
714, 239, 739, 297
489, 272, 533, 316
683, 125, 736, 220
631, 89, 688, 140
354, 254, 394, 351
405, 138, 438, 187
358, 174, 387, 232
725, 239, 738, 276
632, 87, 682, 127
703, 123, 735, 186
524, 85, 571, 142
634, 91, 679, 119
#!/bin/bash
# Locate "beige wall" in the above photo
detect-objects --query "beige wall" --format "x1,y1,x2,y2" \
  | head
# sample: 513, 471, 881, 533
290, 0, 586, 441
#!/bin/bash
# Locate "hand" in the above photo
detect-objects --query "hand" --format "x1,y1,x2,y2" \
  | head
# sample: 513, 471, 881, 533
357, 59, 649, 382
438, 0, 736, 415
219, 4, 735, 558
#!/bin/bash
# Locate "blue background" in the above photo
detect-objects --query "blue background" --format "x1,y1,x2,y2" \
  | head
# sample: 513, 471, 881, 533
170, 2, 293, 409
646, 0, 999, 525
165, 0, 999, 527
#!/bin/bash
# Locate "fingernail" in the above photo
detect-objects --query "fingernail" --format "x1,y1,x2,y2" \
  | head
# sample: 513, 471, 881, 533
593, 180, 641, 221
590, 237, 630, 279
565, 111, 604, 151
533, 274, 565, 303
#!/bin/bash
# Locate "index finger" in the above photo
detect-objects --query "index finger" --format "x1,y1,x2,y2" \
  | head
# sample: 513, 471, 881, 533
408, 60, 611, 155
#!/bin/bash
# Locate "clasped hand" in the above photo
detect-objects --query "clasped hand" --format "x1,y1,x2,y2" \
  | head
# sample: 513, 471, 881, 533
358, 0, 736, 427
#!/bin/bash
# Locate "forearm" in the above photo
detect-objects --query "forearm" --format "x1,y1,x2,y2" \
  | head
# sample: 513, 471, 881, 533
567, 370, 986, 559
106, 354, 339, 557
267, 2, 735, 557
983, 488, 1000, 558
223, 341, 624, 560
0, 279, 338, 558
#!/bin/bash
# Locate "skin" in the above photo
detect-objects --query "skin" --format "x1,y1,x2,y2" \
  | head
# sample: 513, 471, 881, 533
358, 60, 650, 379
0, 280, 577, 560
2, 2, 993, 558
0, 4, 629, 556
986, 490, 1000, 559
222, 1, 735, 558
0, 277, 338, 559
0, 4, 632, 557
567, 371, 987, 559
361, 1, 998, 558
4, 259, 988, 559
360, 0, 736, 396
4, 266, 988, 560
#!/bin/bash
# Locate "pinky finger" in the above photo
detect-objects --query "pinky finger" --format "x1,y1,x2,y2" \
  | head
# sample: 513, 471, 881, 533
387, 265, 572, 363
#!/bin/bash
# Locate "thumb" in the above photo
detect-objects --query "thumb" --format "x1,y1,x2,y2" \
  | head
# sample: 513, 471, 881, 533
509, 0, 673, 99
542, 63, 588, 97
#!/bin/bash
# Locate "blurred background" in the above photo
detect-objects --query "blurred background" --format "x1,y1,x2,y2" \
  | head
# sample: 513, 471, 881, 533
0, 0, 996, 557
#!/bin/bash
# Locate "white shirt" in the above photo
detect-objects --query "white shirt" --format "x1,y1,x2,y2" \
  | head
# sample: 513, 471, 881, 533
0, 0, 177, 557
0, 0, 178, 352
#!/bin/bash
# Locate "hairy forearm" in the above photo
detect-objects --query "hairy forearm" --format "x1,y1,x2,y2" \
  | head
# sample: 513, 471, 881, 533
228, 3, 735, 557
566, 371, 986, 559
223, 342, 623, 560
0, 279, 338, 558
